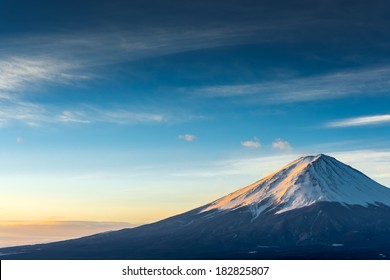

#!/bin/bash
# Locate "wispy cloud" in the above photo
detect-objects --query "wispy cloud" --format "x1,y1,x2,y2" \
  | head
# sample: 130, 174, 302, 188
170, 149, 390, 188
178, 134, 196, 142
0, 56, 88, 94
91, 109, 167, 124
331, 150, 390, 186
0, 52, 188, 128
57, 111, 91, 124
241, 137, 261, 148
0, 56, 94, 127
189, 66, 390, 103
1, 2, 389, 108
327, 114, 390, 128
171, 154, 296, 179
0, 26, 271, 76
272, 138, 292, 150
0, 100, 47, 127
57, 108, 168, 125
2, 0, 387, 67
0, 19, 315, 69
0, 100, 169, 127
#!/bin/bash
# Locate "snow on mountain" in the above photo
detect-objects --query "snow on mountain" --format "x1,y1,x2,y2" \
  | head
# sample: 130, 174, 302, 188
200, 154, 390, 216
2, 153, 390, 260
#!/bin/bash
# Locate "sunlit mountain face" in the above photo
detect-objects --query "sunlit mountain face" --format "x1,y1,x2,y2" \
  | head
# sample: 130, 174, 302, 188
200, 154, 390, 215
2, 155, 390, 260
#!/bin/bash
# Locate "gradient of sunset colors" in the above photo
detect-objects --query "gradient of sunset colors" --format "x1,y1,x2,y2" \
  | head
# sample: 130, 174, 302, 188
1, 0, 390, 247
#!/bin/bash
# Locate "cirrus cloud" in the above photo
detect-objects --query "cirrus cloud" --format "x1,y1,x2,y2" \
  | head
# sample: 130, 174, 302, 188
327, 114, 390, 128
0, 56, 88, 94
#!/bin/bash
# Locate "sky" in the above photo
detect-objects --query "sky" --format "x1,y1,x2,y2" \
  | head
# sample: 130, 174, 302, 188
1, 0, 390, 246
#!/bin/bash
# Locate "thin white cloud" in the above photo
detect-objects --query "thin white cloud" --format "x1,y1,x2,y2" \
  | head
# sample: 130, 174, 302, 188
178, 134, 196, 142
0, 23, 300, 69
0, 55, 171, 127
0, 56, 93, 127
171, 154, 298, 179
170, 149, 390, 188
330, 150, 390, 186
0, 100, 47, 127
57, 111, 91, 124
190, 66, 390, 103
0, 56, 88, 94
241, 137, 261, 148
272, 138, 292, 150
15, 137, 24, 143
0, 100, 168, 127
94, 109, 166, 124
327, 114, 390, 128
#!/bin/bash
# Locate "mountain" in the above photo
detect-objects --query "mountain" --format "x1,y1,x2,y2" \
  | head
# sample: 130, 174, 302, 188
201, 154, 390, 216
2, 154, 390, 260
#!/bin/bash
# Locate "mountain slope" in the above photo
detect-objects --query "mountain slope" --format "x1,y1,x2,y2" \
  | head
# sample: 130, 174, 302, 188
201, 154, 390, 215
2, 154, 390, 260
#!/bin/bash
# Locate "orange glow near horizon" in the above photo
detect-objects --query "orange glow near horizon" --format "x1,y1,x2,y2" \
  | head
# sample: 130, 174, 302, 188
0, 220, 135, 247
0, 193, 198, 247
0, 201, 189, 247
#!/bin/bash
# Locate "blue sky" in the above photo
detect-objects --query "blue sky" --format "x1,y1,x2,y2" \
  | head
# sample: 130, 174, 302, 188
1, 0, 390, 245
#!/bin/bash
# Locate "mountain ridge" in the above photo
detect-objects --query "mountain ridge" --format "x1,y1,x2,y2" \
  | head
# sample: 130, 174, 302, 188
200, 154, 390, 216
1, 154, 390, 260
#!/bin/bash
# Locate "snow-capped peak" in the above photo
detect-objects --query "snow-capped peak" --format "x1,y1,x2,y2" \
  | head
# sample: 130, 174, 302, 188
200, 154, 390, 216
